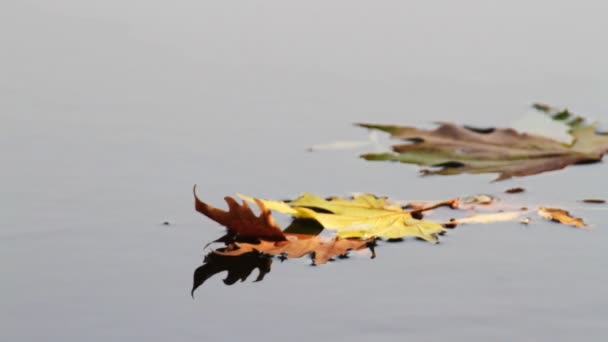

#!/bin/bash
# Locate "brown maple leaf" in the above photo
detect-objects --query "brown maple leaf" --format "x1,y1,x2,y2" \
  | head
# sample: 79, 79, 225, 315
193, 185, 286, 241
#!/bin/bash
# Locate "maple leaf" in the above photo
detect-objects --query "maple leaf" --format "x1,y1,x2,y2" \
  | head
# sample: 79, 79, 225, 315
358, 105, 608, 181
193, 185, 286, 242
238, 193, 445, 242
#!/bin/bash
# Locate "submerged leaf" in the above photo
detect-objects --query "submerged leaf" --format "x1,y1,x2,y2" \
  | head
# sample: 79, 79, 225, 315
538, 207, 587, 228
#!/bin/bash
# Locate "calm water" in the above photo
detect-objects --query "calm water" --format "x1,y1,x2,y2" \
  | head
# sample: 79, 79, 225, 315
2, 1, 608, 341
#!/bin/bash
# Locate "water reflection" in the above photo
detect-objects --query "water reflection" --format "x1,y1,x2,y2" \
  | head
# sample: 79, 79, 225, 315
192, 251, 272, 296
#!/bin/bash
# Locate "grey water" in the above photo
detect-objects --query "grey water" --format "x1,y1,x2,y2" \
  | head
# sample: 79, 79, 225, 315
2, 1, 608, 341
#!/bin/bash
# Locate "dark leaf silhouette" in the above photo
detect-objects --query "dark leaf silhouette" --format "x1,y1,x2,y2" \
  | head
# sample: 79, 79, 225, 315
191, 251, 272, 296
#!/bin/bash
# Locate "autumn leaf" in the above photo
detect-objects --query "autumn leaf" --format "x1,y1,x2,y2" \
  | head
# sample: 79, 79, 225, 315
538, 207, 587, 228
358, 105, 608, 181
238, 193, 445, 242
216, 233, 375, 265
193, 185, 286, 242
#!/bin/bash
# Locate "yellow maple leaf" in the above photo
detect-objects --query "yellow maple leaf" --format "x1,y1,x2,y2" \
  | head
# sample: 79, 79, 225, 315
237, 193, 445, 242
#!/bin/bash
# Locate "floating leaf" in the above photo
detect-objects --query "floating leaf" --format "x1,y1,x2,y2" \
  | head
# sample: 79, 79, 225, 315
193, 186, 286, 242
538, 207, 587, 228
239, 193, 445, 242
358, 105, 608, 181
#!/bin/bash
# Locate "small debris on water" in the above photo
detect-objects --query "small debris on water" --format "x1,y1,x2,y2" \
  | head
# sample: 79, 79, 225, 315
581, 199, 606, 204
443, 219, 458, 229
505, 187, 526, 194
463, 194, 494, 205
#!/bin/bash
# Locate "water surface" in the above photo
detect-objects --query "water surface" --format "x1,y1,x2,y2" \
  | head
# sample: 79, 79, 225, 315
2, 1, 608, 341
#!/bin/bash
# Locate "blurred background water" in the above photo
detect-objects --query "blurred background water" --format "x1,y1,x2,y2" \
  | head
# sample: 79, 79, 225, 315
2, 1, 607, 341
